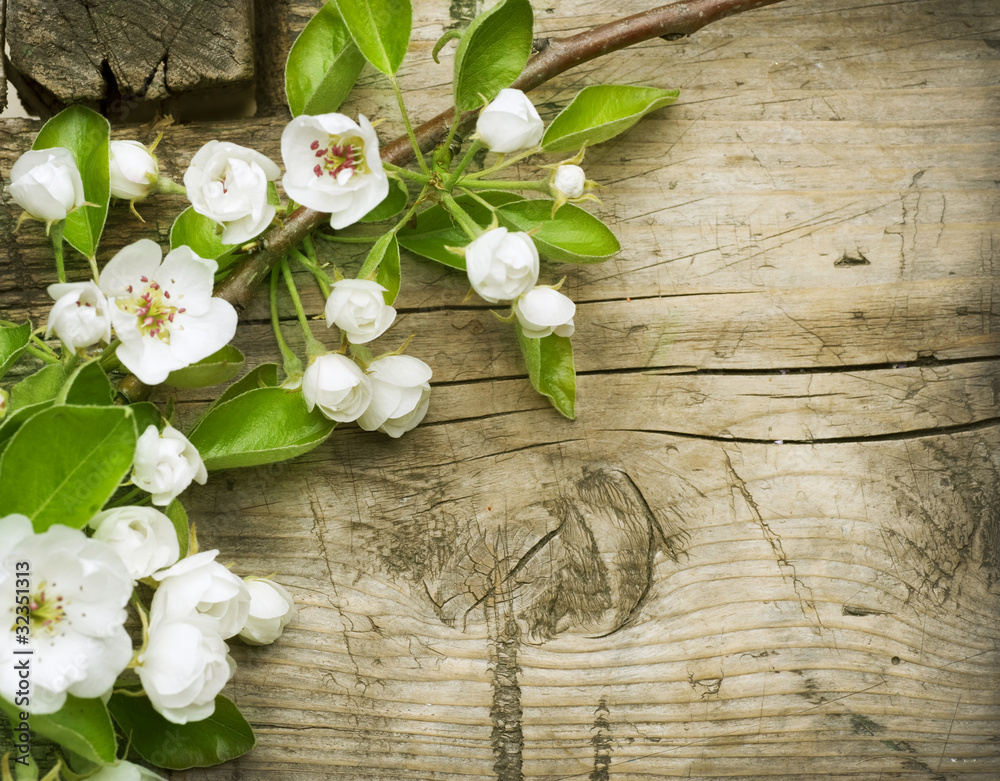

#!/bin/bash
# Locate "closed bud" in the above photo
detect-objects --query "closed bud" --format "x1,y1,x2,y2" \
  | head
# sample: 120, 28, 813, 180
476, 89, 544, 154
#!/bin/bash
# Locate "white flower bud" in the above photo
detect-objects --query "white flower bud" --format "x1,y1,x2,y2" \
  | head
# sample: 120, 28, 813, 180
150, 550, 251, 639
552, 164, 586, 199
89, 506, 181, 580
357, 355, 432, 438
45, 280, 113, 352
476, 89, 544, 153
109, 140, 159, 201
281, 113, 389, 230
324, 279, 396, 344
9, 147, 86, 222
465, 227, 539, 303
302, 353, 373, 423
513, 286, 576, 339
238, 578, 297, 646
137, 614, 236, 724
183, 140, 281, 245
85, 760, 167, 781
131, 424, 208, 506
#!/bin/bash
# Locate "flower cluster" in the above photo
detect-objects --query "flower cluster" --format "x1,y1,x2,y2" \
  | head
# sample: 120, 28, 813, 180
0, 425, 296, 727
303, 278, 433, 438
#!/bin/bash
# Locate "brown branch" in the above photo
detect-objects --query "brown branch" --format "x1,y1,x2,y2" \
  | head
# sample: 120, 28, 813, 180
115, 0, 784, 403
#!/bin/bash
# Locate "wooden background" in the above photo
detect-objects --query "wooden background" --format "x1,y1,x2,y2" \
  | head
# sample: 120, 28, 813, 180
1, 0, 998, 778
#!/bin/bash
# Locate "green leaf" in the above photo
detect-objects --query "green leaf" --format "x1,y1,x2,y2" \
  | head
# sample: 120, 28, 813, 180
57, 361, 113, 406
497, 199, 620, 263
541, 85, 679, 153
188, 387, 335, 471
0, 405, 137, 531
209, 363, 280, 412
0, 321, 32, 380
164, 345, 245, 389
397, 191, 524, 269
0, 401, 52, 456
357, 231, 399, 289
32, 105, 110, 260
376, 237, 401, 305
8, 363, 67, 410
286, 2, 367, 116
453, 0, 533, 111
165, 498, 190, 559
0, 695, 117, 765
108, 693, 254, 770
516, 322, 576, 419
360, 176, 409, 223
334, 0, 411, 77
169, 206, 238, 262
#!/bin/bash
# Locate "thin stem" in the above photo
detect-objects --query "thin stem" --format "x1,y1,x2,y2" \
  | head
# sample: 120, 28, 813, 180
29, 333, 59, 358
290, 247, 332, 298
461, 178, 551, 192
439, 192, 483, 241
444, 140, 484, 190
462, 146, 540, 181
50, 220, 66, 283
106, 485, 146, 509
97, 339, 121, 370
24, 341, 60, 364
356, 185, 432, 280
315, 233, 382, 244
390, 76, 432, 176
458, 187, 501, 213
382, 162, 431, 184
270, 266, 304, 377
280, 258, 326, 358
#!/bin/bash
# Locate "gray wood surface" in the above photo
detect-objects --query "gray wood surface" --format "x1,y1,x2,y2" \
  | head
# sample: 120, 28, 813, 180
1, 0, 998, 778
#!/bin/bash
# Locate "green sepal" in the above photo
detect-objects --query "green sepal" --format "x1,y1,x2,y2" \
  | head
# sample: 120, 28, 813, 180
516, 321, 576, 419
541, 85, 679, 153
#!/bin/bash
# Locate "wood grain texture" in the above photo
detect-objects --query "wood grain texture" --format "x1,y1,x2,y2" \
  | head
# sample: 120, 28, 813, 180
2, 0, 999, 778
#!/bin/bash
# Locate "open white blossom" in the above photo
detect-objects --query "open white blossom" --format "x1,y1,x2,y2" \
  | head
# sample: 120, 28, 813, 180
302, 353, 373, 423
324, 279, 396, 344
476, 89, 544, 153
0, 515, 133, 714
89, 506, 181, 580
9, 147, 85, 223
184, 140, 281, 245
465, 227, 539, 303
238, 578, 297, 646
150, 550, 250, 639
110, 140, 159, 201
281, 113, 389, 230
357, 355, 432, 438
513, 286, 576, 339
132, 424, 208, 506
98, 239, 238, 385
45, 281, 113, 352
137, 615, 235, 724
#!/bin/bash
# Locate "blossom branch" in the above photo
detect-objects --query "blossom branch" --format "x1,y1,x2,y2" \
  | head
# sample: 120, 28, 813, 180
115, 0, 784, 403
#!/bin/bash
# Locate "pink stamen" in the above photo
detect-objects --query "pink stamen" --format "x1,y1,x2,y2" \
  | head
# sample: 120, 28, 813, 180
310, 140, 320, 150
140, 276, 148, 283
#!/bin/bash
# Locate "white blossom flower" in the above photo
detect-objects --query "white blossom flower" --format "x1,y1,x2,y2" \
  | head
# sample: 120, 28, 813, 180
476, 89, 544, 153
86, 760, 168, 781
357, 355, 432, 438
9, 147, 86, 223
131, 424, 208, 506
238, 578, 297, 646
45, 281, 113, 352
465, 227, 539, 303
302, 353, 373, 423
89, 506, 181, 580
513, 286, 576, 339
324, 279, 395, 344
552, 164, 586, 199
0, 515, 133, 714
150, 550, 250, 639
281, 113, 389, 230
183, 140, 280, 245
137, 614, 235, 724
109, 140, 159, 201
98, 239, 238, 385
